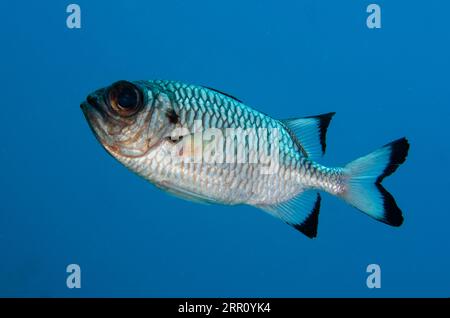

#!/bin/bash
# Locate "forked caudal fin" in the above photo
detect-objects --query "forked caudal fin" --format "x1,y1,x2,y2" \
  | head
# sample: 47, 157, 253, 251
341, 138, 410, 226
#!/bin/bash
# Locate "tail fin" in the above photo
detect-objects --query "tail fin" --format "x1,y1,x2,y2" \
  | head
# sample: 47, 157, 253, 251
341, 138, 409, 226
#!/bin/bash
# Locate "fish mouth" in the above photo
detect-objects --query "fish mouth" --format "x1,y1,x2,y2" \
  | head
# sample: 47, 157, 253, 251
81, 100, 124, 158
80, 101, 89, 118
80, 101, 96, 128
80, 101, 106, 143
80, 97, 153, 159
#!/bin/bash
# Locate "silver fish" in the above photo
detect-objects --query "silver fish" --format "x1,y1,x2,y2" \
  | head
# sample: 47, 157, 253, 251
81, 80, 409, 238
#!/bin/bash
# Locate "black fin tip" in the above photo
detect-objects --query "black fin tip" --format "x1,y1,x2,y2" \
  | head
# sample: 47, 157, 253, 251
304, 112, 336, 154
375, 183, 404, 227
293, 193, 321, 238
377, 137, 410, 183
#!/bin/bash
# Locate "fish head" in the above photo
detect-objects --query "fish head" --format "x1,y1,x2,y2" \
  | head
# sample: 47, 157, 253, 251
81, 80, 176, 159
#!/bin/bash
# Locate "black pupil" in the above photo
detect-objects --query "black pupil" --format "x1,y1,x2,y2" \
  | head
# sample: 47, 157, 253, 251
117, 86, 138, 109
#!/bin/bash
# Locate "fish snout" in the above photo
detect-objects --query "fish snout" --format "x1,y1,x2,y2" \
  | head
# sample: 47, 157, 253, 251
81, 94, 105, 114
87, 94, 101, 108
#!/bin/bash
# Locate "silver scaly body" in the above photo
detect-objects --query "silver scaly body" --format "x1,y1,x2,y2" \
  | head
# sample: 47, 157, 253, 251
116, 80, 345, 206
82, 79, 409, 238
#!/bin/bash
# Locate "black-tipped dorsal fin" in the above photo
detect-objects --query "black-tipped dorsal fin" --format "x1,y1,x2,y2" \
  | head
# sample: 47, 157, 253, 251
202, 86, 243, 103
281, 112, 335, 159
256, 191, 321, 239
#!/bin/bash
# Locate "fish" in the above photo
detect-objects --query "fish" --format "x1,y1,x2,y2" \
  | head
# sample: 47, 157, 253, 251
81, 80, 409, 238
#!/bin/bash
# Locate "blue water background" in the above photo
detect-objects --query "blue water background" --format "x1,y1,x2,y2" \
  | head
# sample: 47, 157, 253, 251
0, 1, 448, 297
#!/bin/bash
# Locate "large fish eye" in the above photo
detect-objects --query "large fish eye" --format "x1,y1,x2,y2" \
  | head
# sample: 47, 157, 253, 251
107, 81, 143, 117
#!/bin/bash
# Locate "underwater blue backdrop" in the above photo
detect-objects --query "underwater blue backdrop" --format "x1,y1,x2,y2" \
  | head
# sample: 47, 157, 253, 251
0, 1, 448, 297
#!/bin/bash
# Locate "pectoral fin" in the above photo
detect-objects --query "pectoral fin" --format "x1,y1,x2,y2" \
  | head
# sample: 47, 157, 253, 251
156, 180, 216, 205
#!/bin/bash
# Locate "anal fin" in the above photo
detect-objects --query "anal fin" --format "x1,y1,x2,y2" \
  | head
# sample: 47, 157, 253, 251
255, 191, 321, 238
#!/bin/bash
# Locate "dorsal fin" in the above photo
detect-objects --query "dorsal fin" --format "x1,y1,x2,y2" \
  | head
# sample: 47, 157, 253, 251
255, 191, 321, 238
202, 86, 243, 103
281, 112, 335, 159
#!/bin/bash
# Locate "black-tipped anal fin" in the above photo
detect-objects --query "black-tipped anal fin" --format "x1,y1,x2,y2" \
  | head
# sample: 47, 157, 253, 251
293, 193, 321, 238
255, 191, 321, 239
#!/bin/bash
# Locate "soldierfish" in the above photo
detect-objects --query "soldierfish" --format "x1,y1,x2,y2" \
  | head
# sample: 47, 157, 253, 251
81, 80, 409, 238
